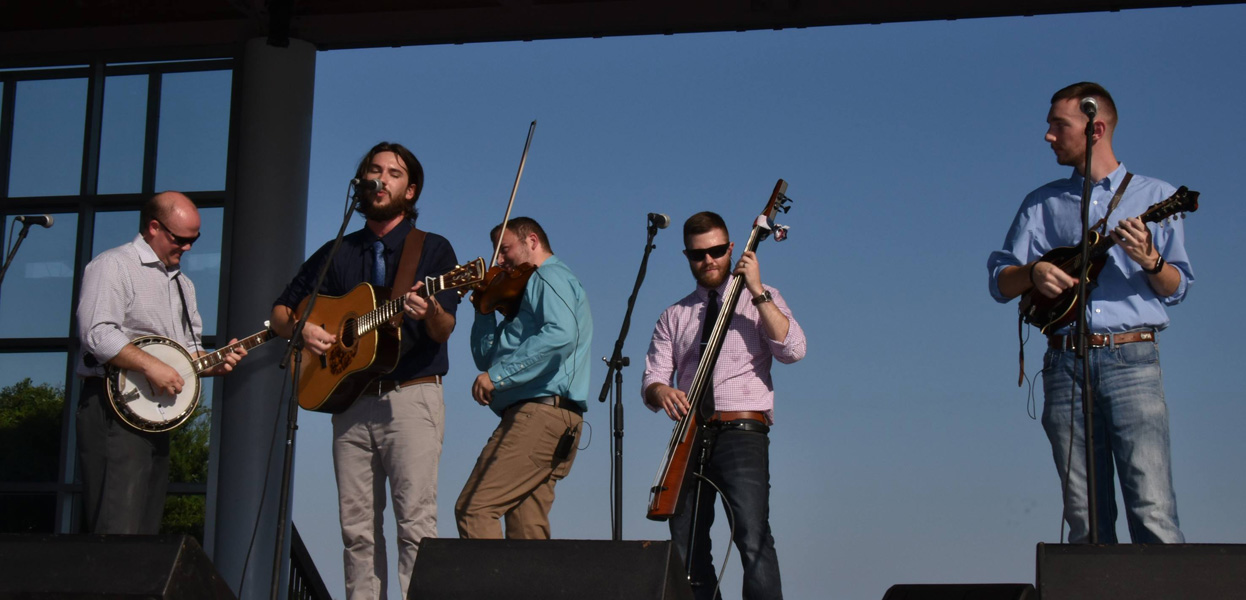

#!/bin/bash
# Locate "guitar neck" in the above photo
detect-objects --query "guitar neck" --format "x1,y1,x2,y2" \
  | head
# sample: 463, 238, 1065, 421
193, 327, 275, 374
356, 277, 449, 337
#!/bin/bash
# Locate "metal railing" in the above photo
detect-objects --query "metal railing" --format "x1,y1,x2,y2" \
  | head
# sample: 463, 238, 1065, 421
289, 523, 333, 600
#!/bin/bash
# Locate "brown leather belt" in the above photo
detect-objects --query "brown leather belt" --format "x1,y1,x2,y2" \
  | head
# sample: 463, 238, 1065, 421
706, 410, 767, 425
1047, 330, 1155, 351
524, 395, 584, 415
375, 375, 442, 395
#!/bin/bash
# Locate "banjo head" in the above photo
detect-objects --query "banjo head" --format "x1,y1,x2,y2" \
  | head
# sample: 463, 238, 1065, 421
107, 336, 201, 433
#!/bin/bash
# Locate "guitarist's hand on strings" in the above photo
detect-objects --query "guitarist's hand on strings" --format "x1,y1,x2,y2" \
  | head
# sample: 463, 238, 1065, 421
143, 360, 184, 398
200, 339, 248, 376
1111, 217, 1158, 268
301, 323, 337, 356
734, 250, 764, 296
645, 383, 690, 421
1029, 261, 1077, 299
403, 282, 436, 319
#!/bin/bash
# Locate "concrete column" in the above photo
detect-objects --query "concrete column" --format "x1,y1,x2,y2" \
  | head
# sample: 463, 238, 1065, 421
211, 37, 315, 599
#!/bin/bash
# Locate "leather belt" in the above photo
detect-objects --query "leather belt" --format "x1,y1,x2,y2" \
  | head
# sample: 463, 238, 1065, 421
374, 375, 442, 395
1047, 330, 1155, 351
522, 395, 583, 415
706, 410, 767, 425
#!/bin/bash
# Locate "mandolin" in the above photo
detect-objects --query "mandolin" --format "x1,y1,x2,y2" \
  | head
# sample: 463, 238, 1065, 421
1019, 186, 1199, 333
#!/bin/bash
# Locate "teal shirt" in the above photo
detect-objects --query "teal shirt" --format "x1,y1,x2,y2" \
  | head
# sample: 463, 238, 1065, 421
471, 255, 593, 416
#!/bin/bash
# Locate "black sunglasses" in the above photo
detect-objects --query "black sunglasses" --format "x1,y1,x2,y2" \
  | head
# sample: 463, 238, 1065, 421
155, 219, 201, 247
683, 243, 730, 262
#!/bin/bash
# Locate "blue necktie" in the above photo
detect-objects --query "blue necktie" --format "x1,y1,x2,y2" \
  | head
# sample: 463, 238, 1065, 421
371, 240, 386, 286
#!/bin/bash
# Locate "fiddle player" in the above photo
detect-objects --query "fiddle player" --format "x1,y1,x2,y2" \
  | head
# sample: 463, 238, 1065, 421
270, 142, 460, 599
76, 191, 248, 534
456, 216, 592, 539
642, 211, 806, 600
988, 82, 1193, 543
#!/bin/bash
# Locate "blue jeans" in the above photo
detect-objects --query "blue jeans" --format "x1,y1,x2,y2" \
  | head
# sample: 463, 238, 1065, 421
1041, 338, 1183, 544
668, 425, 782, 600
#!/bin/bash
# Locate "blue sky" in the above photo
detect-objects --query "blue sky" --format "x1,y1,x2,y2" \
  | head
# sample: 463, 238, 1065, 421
281, 6, 1246, 599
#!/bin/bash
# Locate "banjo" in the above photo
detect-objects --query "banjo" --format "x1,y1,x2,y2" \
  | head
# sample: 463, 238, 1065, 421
105, 323, 276, 432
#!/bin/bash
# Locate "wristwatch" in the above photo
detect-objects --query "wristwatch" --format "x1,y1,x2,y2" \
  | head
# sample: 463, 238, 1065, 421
1143, 254, 1166, 275
751, 290, 773, 306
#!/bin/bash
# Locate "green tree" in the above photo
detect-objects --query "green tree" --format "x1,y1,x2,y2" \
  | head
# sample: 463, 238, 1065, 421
162, 405, 211, 541
0, 378, 63, 532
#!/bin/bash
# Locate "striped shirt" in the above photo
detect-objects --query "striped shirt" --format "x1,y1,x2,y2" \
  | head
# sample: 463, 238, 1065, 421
76, 234, 202, 377
642, 280, 806, 423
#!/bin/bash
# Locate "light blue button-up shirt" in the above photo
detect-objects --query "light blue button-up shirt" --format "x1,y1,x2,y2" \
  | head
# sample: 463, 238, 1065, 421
988, 164, 1194, 334
471, 255, 593, 415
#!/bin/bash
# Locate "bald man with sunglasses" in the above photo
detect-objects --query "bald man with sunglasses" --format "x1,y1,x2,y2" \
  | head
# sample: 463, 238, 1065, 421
642, 210, 806, 600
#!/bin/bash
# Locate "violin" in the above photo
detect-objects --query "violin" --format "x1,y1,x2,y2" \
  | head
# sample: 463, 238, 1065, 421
471, 263, 536, 318
473, 120, 539, 318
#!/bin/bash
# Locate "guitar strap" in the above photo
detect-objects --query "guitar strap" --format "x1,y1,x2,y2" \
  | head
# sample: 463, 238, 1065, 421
388, 225, 427, 324
1017, 172, 1132, 387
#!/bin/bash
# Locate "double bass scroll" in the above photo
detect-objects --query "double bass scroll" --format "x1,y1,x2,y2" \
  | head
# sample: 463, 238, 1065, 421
646, 179, 793, 521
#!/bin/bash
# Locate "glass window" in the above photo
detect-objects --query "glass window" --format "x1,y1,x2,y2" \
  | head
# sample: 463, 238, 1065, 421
92, 210, 139, 256
155, 71, 232, 192
0, 214, 79, 338
0, 351, 68, 485
8, 78, 87, 198
97, 75, 149, 195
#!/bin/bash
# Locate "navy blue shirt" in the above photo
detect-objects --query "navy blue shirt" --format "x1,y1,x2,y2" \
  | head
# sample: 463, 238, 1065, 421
274, 219, 462, 380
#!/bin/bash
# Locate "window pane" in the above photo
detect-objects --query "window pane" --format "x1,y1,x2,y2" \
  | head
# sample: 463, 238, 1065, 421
0, 352, 67, 485
185, 207, 222, 332
92, 210, 139, 256
0, 213, 79, 338
8, 79, 86, 198
98, 75, 148, 195
155, 71, 231, 192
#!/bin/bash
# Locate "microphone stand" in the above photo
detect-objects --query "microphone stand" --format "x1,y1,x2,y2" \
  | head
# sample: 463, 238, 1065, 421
597, 216, 663, 540
0, 220, 38, 294
269, 187, 361, 600
1075, 108, 1099, 544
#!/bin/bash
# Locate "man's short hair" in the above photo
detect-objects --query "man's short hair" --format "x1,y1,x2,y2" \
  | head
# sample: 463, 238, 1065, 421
683, 211, 729, 246
355, 141, 425, 218
492, 216, 552, 253
138, 193, 170, 232
1052, 81, 1118, 126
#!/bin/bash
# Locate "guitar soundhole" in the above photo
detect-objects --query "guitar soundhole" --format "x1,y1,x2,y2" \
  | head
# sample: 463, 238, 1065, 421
341, 319, 357, 348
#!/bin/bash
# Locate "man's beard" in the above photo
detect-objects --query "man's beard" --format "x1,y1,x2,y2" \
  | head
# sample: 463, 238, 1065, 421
357, 195, 407, 221
694, 265, 728, 289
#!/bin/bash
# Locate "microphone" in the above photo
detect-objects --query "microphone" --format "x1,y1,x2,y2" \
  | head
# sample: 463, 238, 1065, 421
647, 213, 671, 229
15, 215, 53, 228
1080, 97, 1098, 118
351, 178, 384, 193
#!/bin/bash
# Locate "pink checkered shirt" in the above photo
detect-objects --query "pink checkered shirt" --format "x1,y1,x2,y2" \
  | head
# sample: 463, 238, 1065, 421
642, 280, 806, 424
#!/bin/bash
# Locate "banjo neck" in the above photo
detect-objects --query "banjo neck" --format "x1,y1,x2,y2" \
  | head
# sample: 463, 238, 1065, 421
191, 323, 276, 375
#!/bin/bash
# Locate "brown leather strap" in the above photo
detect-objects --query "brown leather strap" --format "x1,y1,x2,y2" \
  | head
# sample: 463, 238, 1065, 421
707, 410, 767, 424
1091, 172, 1133, 234
391, 226, 427, 301
1048, 330, 1155, 351
374, 374, 442, 395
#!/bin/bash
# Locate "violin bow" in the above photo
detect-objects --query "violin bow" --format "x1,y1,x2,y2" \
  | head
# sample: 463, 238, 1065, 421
491, 120, 538, 267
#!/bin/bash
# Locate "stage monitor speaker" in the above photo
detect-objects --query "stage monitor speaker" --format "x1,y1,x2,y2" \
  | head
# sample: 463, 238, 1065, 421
882, 583, 1035, 599
0, 533, 236, 599
410, 538, 692, 600
1037, 542, 1246, 599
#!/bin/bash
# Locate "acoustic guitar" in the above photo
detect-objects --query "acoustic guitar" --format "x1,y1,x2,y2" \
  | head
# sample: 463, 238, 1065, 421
1019, 186, 1199, 333
294, 258, 485, 413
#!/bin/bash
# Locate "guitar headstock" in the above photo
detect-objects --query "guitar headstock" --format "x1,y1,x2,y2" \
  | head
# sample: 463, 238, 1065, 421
755, 179, 793, 242
435, 257, 487, 297
1142, 186, 1199, 224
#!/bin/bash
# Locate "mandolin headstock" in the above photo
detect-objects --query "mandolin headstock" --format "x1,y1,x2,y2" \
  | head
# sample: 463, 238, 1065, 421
1142, 186, 1199, 225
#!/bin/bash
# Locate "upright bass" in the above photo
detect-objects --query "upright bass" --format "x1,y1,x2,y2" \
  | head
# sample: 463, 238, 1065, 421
646, 180, 792, 521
